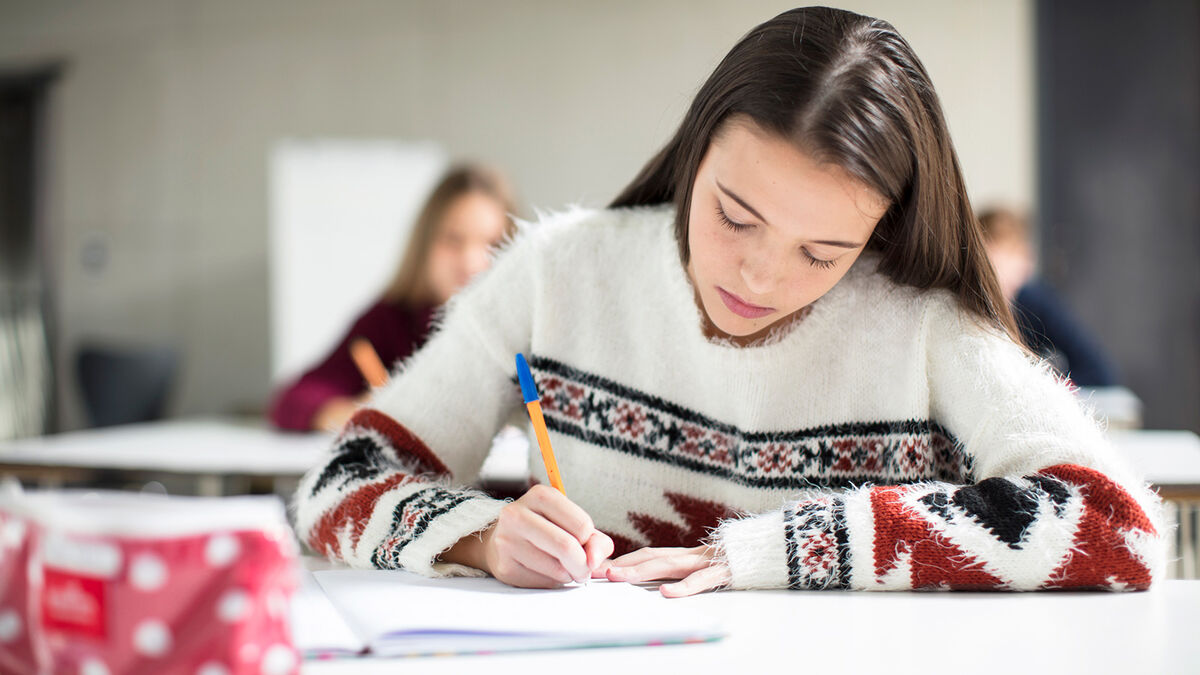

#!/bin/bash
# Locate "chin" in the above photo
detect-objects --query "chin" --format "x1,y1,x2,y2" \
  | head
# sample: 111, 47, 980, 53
710, 313, 769, 338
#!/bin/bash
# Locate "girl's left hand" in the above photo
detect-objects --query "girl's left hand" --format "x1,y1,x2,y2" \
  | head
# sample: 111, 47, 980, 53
600, 545, 731, 597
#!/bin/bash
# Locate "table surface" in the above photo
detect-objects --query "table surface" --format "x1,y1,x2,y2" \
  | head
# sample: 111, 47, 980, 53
1, 419, 1198, 487
300, 579, 1200, 674
0, 418, 330, 475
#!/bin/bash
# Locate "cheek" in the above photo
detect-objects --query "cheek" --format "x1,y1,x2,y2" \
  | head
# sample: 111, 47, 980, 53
689, 222, 739, 279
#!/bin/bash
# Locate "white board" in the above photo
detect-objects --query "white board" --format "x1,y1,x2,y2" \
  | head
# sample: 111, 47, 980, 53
268, 140, 447, 383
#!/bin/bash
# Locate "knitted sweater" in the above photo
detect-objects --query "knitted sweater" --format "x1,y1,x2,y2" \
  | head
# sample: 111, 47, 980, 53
293, 205, 1165, 591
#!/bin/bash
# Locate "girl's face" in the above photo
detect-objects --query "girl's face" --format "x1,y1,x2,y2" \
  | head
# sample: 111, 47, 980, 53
425, 191, 509, 305
686, 118, 889, 343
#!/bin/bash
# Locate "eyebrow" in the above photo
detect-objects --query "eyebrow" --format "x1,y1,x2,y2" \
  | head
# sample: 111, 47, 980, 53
715, 179, 866, 249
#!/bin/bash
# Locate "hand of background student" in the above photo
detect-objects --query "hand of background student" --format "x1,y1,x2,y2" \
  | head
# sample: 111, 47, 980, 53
312, 394, 370, 432
441, 484, 613, 588
602, 545, 731, 597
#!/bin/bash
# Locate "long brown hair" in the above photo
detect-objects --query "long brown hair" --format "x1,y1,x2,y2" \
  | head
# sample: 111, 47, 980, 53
383, 164, 516, 307
611, 6, 1018, 339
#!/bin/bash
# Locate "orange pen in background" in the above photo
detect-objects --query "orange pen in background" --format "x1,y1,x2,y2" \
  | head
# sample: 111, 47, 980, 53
350, 337, 390, 388
515, 353, 566, 495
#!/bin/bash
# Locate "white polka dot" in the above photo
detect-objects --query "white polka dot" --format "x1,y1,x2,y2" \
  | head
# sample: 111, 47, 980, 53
80, 658, 110, 675
218, 590, 250, 622
1, 520, 25, 548
133, 619, 172, 657
205, 535, 240, 567
260, 644, 297, 675
196, 662, 230, 675
130, 554, 167, 592
0, 609, 21, 642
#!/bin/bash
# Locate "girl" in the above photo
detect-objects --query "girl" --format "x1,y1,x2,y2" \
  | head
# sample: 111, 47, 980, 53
294, 7, 1164, 594
269, 165, 515, 431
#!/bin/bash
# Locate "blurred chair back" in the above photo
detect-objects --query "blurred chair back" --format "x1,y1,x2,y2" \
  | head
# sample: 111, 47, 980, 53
76, 344, 179, 428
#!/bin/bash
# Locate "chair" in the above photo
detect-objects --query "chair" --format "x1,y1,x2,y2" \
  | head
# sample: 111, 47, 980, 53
76, 344, 179, 428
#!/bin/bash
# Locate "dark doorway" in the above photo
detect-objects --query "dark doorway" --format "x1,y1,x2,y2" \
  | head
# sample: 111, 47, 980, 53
1037, 0, 1200, 432
0, 64, 60, 438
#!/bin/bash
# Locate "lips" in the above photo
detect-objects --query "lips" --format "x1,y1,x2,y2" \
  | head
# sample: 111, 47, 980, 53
716, 287, 775, 319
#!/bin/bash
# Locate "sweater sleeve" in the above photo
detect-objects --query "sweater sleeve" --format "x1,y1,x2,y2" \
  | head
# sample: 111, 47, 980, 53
292, 230, 538, 577
714, 295, 1165, 592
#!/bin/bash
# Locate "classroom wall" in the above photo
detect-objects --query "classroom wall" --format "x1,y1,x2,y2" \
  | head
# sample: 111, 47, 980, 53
0, 0, 1034, 430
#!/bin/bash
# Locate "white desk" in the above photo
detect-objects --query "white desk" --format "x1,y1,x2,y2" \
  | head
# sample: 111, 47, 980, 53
300, 579, 1200, 674
0, 418, 330, 495
0, 418, 529, 497
1110, 429, 1200, 494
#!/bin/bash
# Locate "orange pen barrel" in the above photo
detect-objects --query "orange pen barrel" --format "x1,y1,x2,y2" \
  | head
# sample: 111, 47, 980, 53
525, 400, 565, 495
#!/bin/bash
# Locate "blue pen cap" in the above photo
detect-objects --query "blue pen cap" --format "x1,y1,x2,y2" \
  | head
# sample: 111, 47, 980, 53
515, 353, 540, 403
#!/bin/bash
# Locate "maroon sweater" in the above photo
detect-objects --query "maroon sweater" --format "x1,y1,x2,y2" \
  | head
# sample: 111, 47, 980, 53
269, 301, 437, 431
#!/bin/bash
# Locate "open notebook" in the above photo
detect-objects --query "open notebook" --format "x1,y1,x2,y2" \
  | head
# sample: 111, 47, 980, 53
295, 568, 724, 658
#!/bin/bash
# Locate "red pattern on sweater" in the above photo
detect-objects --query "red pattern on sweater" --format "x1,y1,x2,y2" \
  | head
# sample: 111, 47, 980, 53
1040, 464, 1155, 589
348, 409, 451, 477
309, 473, 416, 558
871, 487, 1005, 589
869, 463, 1156, 590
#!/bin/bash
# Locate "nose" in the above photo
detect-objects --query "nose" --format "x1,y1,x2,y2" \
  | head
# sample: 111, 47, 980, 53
739, 244, 784, 296
464, 244, 491, 278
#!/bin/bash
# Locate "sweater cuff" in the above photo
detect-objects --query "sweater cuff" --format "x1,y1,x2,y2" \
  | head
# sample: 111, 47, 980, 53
374, 488, 506, 578
714, 510, 789, 590
715, 495, 852, 591
781, 496, 851, 590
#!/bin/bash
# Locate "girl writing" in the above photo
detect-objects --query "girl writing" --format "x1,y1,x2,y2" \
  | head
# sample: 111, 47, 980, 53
295, 7, 1163, 594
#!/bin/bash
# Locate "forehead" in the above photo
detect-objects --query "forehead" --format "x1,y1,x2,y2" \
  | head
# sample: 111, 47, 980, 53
439, 192, 506, 232
705, 118, 888, 239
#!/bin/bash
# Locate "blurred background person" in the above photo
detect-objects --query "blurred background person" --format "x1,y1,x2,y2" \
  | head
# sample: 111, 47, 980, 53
269, 164, 517, 431
979, 206, 1119, 388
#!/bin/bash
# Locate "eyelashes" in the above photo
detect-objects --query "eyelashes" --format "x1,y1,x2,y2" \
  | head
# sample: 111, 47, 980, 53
713, 205, 837, 270
714, 205, 753, 233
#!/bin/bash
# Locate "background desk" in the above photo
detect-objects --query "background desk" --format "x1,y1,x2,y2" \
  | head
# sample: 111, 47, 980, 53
300, 579, 1200, 674
0, 418, 528, 497
0, 418, 329, 496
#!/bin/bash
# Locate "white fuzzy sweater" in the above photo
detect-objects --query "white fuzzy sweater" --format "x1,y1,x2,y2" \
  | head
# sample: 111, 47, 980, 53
294, 205, 1165, 591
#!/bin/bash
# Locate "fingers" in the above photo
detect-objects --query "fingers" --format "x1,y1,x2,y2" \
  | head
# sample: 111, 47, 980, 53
493, 556, 569, 590
523, 485, 596, 544
606, 548, 709, 583
609, 546, 668, 568
659, 565, 732, 598
495, 502, 590, 582
583, 530, 614, 570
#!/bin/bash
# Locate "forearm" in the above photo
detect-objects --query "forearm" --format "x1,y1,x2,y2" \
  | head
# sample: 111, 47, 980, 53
293, 408, 506, 576
716, 463, 1164, 591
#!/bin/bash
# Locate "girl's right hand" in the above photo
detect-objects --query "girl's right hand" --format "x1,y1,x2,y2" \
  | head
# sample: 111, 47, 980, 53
443, 485, 613, 588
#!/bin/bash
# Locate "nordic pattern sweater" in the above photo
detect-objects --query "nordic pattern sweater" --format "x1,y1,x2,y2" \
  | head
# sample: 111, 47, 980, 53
293, 205, 1165, 591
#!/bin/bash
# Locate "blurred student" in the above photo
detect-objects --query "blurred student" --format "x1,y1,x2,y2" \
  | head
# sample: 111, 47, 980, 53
269, 165, 516, 431
978, 206, 1118, 387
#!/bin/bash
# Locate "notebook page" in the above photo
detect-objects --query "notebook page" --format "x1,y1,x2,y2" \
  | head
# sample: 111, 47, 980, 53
291, 567, 366, 657
312, 569, 722, 655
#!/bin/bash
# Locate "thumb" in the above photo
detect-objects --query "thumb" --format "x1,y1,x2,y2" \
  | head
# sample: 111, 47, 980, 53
583, 530, 614, 570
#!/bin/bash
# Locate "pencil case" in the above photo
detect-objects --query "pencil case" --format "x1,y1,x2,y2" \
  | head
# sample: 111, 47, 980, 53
0, 485, 299, 675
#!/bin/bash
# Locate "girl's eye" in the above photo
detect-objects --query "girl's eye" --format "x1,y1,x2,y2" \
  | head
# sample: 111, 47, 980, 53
802, 249, 836, 270
715, 206, 752, 232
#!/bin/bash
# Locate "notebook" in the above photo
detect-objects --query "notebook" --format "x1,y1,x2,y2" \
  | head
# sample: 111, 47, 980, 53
305, 568, 724, 657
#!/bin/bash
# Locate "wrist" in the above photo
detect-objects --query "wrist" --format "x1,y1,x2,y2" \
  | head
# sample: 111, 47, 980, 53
437, 524, 494, 573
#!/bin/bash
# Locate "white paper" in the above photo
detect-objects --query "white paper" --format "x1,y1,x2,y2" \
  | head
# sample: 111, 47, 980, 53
312, 569, 723, 656
291, 568, 366, 657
